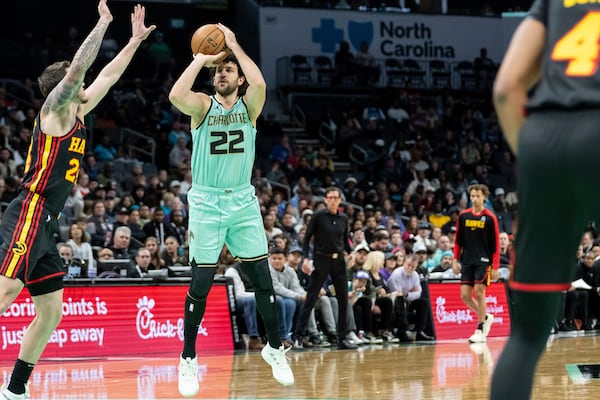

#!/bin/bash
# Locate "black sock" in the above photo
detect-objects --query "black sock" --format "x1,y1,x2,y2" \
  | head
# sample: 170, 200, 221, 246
255, 290, 281, 348
182, 264, 215, 359
182, 292, 206, 359
8, 359, 34, 394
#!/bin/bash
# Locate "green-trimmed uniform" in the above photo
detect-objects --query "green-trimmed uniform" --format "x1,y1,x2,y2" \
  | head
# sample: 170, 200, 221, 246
187, 95, 267, 264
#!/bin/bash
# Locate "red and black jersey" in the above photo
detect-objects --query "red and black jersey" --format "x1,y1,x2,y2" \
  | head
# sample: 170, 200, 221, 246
527, 0, 600, 111
453, 207, 500, 269
19, 114, 86, 213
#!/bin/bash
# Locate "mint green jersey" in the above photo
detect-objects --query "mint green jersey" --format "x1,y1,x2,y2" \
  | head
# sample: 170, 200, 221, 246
191, 96, 256, 188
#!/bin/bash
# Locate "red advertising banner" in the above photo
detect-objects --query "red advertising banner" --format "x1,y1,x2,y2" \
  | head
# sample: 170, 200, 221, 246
428, 282, 511, 340
0, 283, 234, 360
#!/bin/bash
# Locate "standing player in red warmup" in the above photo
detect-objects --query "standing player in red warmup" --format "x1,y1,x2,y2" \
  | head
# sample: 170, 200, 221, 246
452, 183, 500, 344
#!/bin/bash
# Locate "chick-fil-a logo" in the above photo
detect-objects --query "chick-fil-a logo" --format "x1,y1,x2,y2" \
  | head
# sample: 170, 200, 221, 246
136, 296, 184, 340
136, 296, 208, 341
435, 296, 474, 324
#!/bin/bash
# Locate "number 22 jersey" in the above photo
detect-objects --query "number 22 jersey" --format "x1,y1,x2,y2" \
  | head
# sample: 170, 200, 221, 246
190, 96, 256, 189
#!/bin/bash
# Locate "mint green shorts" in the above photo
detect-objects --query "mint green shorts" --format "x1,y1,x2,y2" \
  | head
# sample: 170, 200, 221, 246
187, 184, 268, 265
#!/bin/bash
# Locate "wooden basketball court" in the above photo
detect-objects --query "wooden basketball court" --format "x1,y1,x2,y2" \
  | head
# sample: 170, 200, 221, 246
1, 332, 598, 399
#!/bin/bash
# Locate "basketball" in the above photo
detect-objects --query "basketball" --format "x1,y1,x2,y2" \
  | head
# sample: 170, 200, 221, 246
190, 24, 226, 55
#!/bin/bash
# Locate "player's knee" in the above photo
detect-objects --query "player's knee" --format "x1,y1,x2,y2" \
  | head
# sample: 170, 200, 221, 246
241, 258, 273, 293
36, 303, 63, 329
474, 285, 486, 298
460, 291, 472, 303
189, 261, 216, 299
0, 288, 23, 314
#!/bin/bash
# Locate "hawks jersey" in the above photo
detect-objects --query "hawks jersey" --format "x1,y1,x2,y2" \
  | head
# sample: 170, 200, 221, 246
20, 114, 86, 213
190, 96, 256, 188
526, 0, 600, 111
453, 208, 500, 269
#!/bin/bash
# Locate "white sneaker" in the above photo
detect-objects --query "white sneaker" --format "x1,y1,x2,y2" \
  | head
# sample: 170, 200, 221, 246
358, 331, 370, 344
347, 331, 361, 345
0, 384, 29, 400
261, 344, 295, 386
178, 355, 199, 397
482, 314, 494, 337
469, 329, 486, 343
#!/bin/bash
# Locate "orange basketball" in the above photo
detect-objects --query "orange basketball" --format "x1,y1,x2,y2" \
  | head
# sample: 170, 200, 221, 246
190, 24, 226, 55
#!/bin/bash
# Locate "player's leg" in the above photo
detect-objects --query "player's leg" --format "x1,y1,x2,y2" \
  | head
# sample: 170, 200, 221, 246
474, 266, 494, 336
0, 275, 30, 398
179, 190, 224, 397
227, 189, 281, 349
3, 286, 62, 399
227, 188, 293, 385
460, 266, 486, 342
21, 280, 63, 360
184, 192, 224, 359
0, 276, 24, 314
459, 265, 479, 314
490, 113, 589, 399
473, 285, 487, 322
2, 203, 57, 398
233, 253, 280, 350
183, 264, 216, 357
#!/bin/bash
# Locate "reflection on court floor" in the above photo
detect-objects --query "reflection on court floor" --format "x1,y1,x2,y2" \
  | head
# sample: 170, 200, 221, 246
0, 335, 596, 399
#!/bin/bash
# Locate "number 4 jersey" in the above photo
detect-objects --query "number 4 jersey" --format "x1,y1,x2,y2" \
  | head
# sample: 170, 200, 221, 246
527, 0, 600, 111
20, 114, 86, 213
191, 96, 256, 188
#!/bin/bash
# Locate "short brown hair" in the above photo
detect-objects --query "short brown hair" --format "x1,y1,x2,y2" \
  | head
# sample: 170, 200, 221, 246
38, 60, 70, 97
467, 183, 490, 198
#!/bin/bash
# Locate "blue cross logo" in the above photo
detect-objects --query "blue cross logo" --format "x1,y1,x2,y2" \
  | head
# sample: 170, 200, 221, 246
312, 19, 344, 53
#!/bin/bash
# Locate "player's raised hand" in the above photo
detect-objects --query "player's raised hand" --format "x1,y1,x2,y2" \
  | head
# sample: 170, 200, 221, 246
131, 4, 156, 41
216, 23, 238, 49
98, 0, 113, 23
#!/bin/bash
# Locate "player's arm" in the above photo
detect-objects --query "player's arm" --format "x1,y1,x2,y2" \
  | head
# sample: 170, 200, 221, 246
300, 213, 317, 269
169, 53, 221, 123
216, 23, 266, 124
42, 0, 112, 117
81, 4, 156, 115
493, 17, 545, 156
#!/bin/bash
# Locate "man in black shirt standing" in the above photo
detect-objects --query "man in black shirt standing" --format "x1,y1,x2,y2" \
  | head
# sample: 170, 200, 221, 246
293, 187, 357, 349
